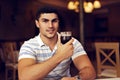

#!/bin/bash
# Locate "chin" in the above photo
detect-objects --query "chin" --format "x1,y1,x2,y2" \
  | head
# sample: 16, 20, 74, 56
48, 34, 56, 39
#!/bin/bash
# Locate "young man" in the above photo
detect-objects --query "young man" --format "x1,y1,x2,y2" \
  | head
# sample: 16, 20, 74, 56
18, 6, 96, 80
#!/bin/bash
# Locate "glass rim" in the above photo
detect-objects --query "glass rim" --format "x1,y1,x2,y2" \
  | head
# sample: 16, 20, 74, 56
60, 31, 72, 36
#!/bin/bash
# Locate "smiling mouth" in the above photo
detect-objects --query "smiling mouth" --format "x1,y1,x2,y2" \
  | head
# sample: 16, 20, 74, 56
47, 29, 55, 33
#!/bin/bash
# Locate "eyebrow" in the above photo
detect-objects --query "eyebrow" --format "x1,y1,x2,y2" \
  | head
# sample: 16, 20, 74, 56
52, 18, 59, 21
41, 18, 59, 21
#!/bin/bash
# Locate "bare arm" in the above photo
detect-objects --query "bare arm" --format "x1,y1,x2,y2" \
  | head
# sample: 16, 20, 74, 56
73, 55, 96, 80
18, 39, 74, 80
61, 54, 96, 80
18, 55, 62, 80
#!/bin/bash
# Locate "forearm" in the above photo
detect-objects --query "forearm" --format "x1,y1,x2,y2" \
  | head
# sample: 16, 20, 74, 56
71, 55, 96, 80
61, 67, 96, 80
78, 66, 96, 80
19, 54, 63, 80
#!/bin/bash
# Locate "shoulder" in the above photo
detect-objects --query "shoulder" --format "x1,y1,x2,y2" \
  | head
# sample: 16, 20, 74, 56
72, 37, 82, 46
21, 35, 39, 49
25, 36, 38, 44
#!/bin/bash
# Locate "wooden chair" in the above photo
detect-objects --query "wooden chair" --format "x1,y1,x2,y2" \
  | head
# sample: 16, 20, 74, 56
94, 42, 120, 78
1, 42, 18, 80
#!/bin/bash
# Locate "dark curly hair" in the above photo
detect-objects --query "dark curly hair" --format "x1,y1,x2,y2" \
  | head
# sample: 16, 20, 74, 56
36, 6, 65, 29
35, 6, 60, 21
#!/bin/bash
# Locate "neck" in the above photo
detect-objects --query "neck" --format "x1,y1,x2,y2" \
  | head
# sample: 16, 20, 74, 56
40, 34, 58, 49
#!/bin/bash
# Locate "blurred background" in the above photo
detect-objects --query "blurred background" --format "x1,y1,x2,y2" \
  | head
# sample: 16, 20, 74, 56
0, 0, 120, 79
0, 0, 120, 56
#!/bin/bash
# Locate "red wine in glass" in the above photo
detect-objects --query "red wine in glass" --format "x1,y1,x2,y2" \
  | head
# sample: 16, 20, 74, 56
61, 36, 71, 44
60, 31, 72, 44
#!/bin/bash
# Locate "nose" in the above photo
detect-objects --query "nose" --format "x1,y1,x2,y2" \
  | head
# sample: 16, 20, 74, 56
48, 21, 53, 28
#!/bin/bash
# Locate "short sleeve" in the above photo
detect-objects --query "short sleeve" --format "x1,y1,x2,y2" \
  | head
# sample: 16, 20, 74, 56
72, 38, 87, 60
18, 41, 36, 61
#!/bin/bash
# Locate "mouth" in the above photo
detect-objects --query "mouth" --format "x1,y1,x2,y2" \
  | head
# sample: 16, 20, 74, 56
47, 29, 55, 34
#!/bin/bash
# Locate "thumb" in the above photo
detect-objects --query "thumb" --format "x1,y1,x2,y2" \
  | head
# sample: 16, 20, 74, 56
57, 33, 62, 46
66, 38, 74, 45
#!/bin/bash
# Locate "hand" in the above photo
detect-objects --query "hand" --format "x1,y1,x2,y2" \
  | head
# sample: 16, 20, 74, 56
61, 77, 76, 80
55, 35, 74, 60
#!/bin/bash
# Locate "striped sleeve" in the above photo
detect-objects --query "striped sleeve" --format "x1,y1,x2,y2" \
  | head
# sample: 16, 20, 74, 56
18, 40, 36, 61
72, 38, 87, 60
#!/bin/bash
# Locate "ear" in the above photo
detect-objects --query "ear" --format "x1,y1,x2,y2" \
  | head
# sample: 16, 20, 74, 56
35, 20, 40, 28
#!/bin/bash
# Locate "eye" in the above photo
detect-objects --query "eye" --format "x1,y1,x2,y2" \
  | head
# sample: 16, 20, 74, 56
52, 19, 59, 23
42, 19, 49, 23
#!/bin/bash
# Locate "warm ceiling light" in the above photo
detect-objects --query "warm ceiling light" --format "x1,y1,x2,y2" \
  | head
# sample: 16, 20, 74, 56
74, 1, 79, 6
67, 0, 101, 13
84, 2, 94, 13
83, 1, 87, 8
87, 2, 94, 10
74, 1, 79, 12
67, 1, 75, 10
84, 6, 93, 13
75, 7, 79, 12
93, 0, 101, 9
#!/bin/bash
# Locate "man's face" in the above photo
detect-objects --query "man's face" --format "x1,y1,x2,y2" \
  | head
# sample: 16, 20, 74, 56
35, 13, 59, 39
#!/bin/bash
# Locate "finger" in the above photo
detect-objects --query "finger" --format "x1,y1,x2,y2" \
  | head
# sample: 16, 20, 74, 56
57, 33, 62, 46
66, 38, 74, 45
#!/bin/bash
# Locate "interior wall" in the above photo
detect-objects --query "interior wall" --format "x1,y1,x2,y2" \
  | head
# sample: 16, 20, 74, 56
0, 0, 120, 41
0, 0, 80, 41
0, 0, 36, 41
85, 3, 120, 38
